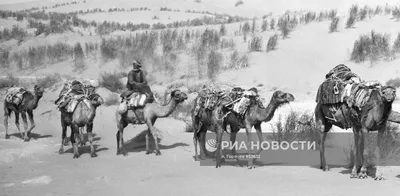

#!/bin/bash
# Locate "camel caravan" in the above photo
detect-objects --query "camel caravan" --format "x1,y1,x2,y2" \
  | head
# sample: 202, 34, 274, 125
2, 61, 400, 178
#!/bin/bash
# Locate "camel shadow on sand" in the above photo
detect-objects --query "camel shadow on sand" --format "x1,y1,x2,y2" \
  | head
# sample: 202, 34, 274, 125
122, 129, 190, 154
9, 132, 52, 140
63, 133, 109, 156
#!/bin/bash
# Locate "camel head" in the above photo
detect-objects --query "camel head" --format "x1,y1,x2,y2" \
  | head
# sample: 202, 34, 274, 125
271, 90, 295, 105
381, 86, 396, 103
170, 89, 188, 103
33, 85, 45, 98
90, 94, 104, 107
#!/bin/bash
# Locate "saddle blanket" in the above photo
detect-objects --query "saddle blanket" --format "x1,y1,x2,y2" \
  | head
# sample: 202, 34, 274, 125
5, 87, 26, 105
127, 93, 147, 108
232, 97, 251, 115
66, 96, 92, 113
316, 79, 345, 104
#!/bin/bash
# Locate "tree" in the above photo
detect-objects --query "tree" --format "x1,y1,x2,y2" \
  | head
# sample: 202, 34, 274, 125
242, 22, 250, 41
74, 43, 85, 70
261, 20, 268, 32
220, 24, 227, 36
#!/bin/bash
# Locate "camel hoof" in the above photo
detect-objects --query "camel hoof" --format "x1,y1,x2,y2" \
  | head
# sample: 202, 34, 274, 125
155, 150, 161, 156
358, 174, 368, 179
374, 176, 385, 181
5, 134, 10, 139
80, 143, 86, 147
58, 149, 64, 154
215, 163, 221, 168
91, 153, 98, 158
23, 138, 30, 142
145, 150, 152, 155
73, 154, 80, 159
350, 173, 358, 178
248, 166, 255, 169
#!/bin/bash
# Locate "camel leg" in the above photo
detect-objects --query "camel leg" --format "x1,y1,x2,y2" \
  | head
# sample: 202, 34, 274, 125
319, 125, 331, 171
80, 127, 86, 146
252, 123, 264, 167
230, 125, 241, 166
87, 123, 97, 158
351, 129, 360, 178
374, 128, 385, 180
145, 130, 153, 155
21, 112, 29, 142
146, 119, 161, 156
193, 121, 202, 161
59, 121, 67, 154
15, 112, 22, 138
117, 125, 128, 156
71, 124, 80, 159
198, 125, 209, 160
27, 110, 35, 138
214, 125, 224, 168
4, 113, 9, 139
244, 124, 254, 169
315, 108, 331, 171
358, 128, 368, 179
200, 131, 208, 158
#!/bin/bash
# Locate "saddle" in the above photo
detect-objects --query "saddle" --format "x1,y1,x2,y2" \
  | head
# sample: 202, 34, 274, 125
193, 87, 227, 117
126, 92, 149, 108
316, 64, 361, 105
229, 88, 259, 116
55, 80, 94, 112
5, 87, 27, 105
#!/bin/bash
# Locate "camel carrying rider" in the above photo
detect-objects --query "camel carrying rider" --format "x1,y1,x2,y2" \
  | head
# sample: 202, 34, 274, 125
120, 60, 154, 104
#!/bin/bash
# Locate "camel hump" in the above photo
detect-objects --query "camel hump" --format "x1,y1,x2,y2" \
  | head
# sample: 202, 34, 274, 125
5, 87, 27, 105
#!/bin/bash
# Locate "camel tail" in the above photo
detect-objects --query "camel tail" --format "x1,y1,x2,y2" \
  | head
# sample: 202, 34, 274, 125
3, 101, 12, 117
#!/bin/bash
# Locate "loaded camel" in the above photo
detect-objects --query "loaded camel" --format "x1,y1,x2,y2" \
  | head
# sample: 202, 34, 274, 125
3, 85, 44, 141
58, 85, 104, 159
116, 89, 188, 156
315, 85, 396, 180
193, 90, 295, 168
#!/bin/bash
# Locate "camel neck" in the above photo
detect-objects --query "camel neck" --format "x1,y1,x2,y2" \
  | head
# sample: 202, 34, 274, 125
27, 91, 41, 110
158, 98, 178, 117
258, 98, 280, 122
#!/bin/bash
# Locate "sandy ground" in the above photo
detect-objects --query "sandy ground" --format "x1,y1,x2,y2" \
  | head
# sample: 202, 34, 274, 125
1, 90, 400, 196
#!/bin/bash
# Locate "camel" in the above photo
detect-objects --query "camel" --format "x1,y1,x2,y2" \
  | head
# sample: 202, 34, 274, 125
4, 85, 44, 141
58, 94, 104, 159
193, 90, 295, 168
116, 89, 188, 156
315, 85, 396, 180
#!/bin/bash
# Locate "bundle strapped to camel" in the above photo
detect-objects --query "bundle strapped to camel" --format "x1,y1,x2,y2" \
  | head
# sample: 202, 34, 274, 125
193, 87, 227, 117
5, 87, 27, 105
193, 86, 259, 118
117, 92, 150, 114
55, 79, 99, 113
316, 64, 383, 112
